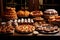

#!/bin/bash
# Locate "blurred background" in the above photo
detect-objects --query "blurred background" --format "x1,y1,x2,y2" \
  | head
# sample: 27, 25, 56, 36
0, 0, 60, 15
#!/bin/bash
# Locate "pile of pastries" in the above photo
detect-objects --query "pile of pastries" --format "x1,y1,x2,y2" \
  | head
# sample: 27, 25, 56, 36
17, 10, 30, 17
1, 7, 18, 20
44, 9, 58, 19
48, 16, 60, 22
48, 16, 60, 26
35, 23, 59, 33
0, 7, 60, 34
17, 10, 43, 17
15, 25, 35, 33
0, 22, 15, 34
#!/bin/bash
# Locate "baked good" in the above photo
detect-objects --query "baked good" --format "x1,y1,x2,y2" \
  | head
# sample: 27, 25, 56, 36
17, 10, 30, 17
15, 25, 35, 33
55, 16, 60, 19
17, 10, 25, 17
35, 23, 59, 33
33, 17, 44, 21
24, 10, 30, 17
44, 9, 58, 15
1, 7, 18, 20
30, 11, 43, 17
0, 23, 15, 34
44, 9, 58, 19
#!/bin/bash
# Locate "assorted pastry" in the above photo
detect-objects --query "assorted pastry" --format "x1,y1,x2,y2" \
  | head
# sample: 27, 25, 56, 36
30, 10, 43, 17
15, 25, 35, 33
34, 22, 46, 28
1, 7, 18, 20
17, 10, 30, 17
0, 22, 15, 34
48, 16, 60, 27
0, 7, 60, 35
48, 16, 60, 23
44, 9, 58, 19
35, 24, 59, 34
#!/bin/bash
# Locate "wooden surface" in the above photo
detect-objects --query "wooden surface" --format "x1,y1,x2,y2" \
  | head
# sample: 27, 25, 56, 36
3, 28, 60, 36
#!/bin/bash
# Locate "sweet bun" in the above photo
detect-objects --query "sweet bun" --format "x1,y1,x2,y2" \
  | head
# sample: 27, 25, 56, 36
24, 10, 30, 17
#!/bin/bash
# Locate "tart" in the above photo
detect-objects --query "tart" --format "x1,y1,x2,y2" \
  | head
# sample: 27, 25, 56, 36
35, 23, 59, 34
15, 25, 35, 34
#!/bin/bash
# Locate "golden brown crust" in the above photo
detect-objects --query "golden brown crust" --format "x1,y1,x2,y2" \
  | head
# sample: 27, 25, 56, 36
17, 10, 30, 17
15, 25, 35, 33
55, 16, 60, 19
2, 7, 18, 20
30, 11, 43, 17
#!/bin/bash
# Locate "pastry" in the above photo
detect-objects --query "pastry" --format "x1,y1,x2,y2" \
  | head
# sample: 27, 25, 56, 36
33, 17, 44, 21
17, 10, 30, 17
1, 7, 18, 20
17, 10, 25, 17
0, 22, 15, 34
15, 25, 35, 33
35, 23, 59, 33
44, 9, 58, 19
24, 10, 30, 17
30, 11, 43, 17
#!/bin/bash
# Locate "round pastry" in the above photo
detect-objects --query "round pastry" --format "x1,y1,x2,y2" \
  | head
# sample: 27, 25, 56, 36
44, 9, 58, 15
17, 10, 30, 17
17, 10, 25, 17
30, 11, 43, 17
24, 10, 30, 17
33, 17, 44, 22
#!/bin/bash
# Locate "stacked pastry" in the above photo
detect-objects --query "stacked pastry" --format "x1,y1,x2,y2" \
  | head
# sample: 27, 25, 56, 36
48, 16, 60, 27
2, 7, 18, 20
44, 9, 58, 19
